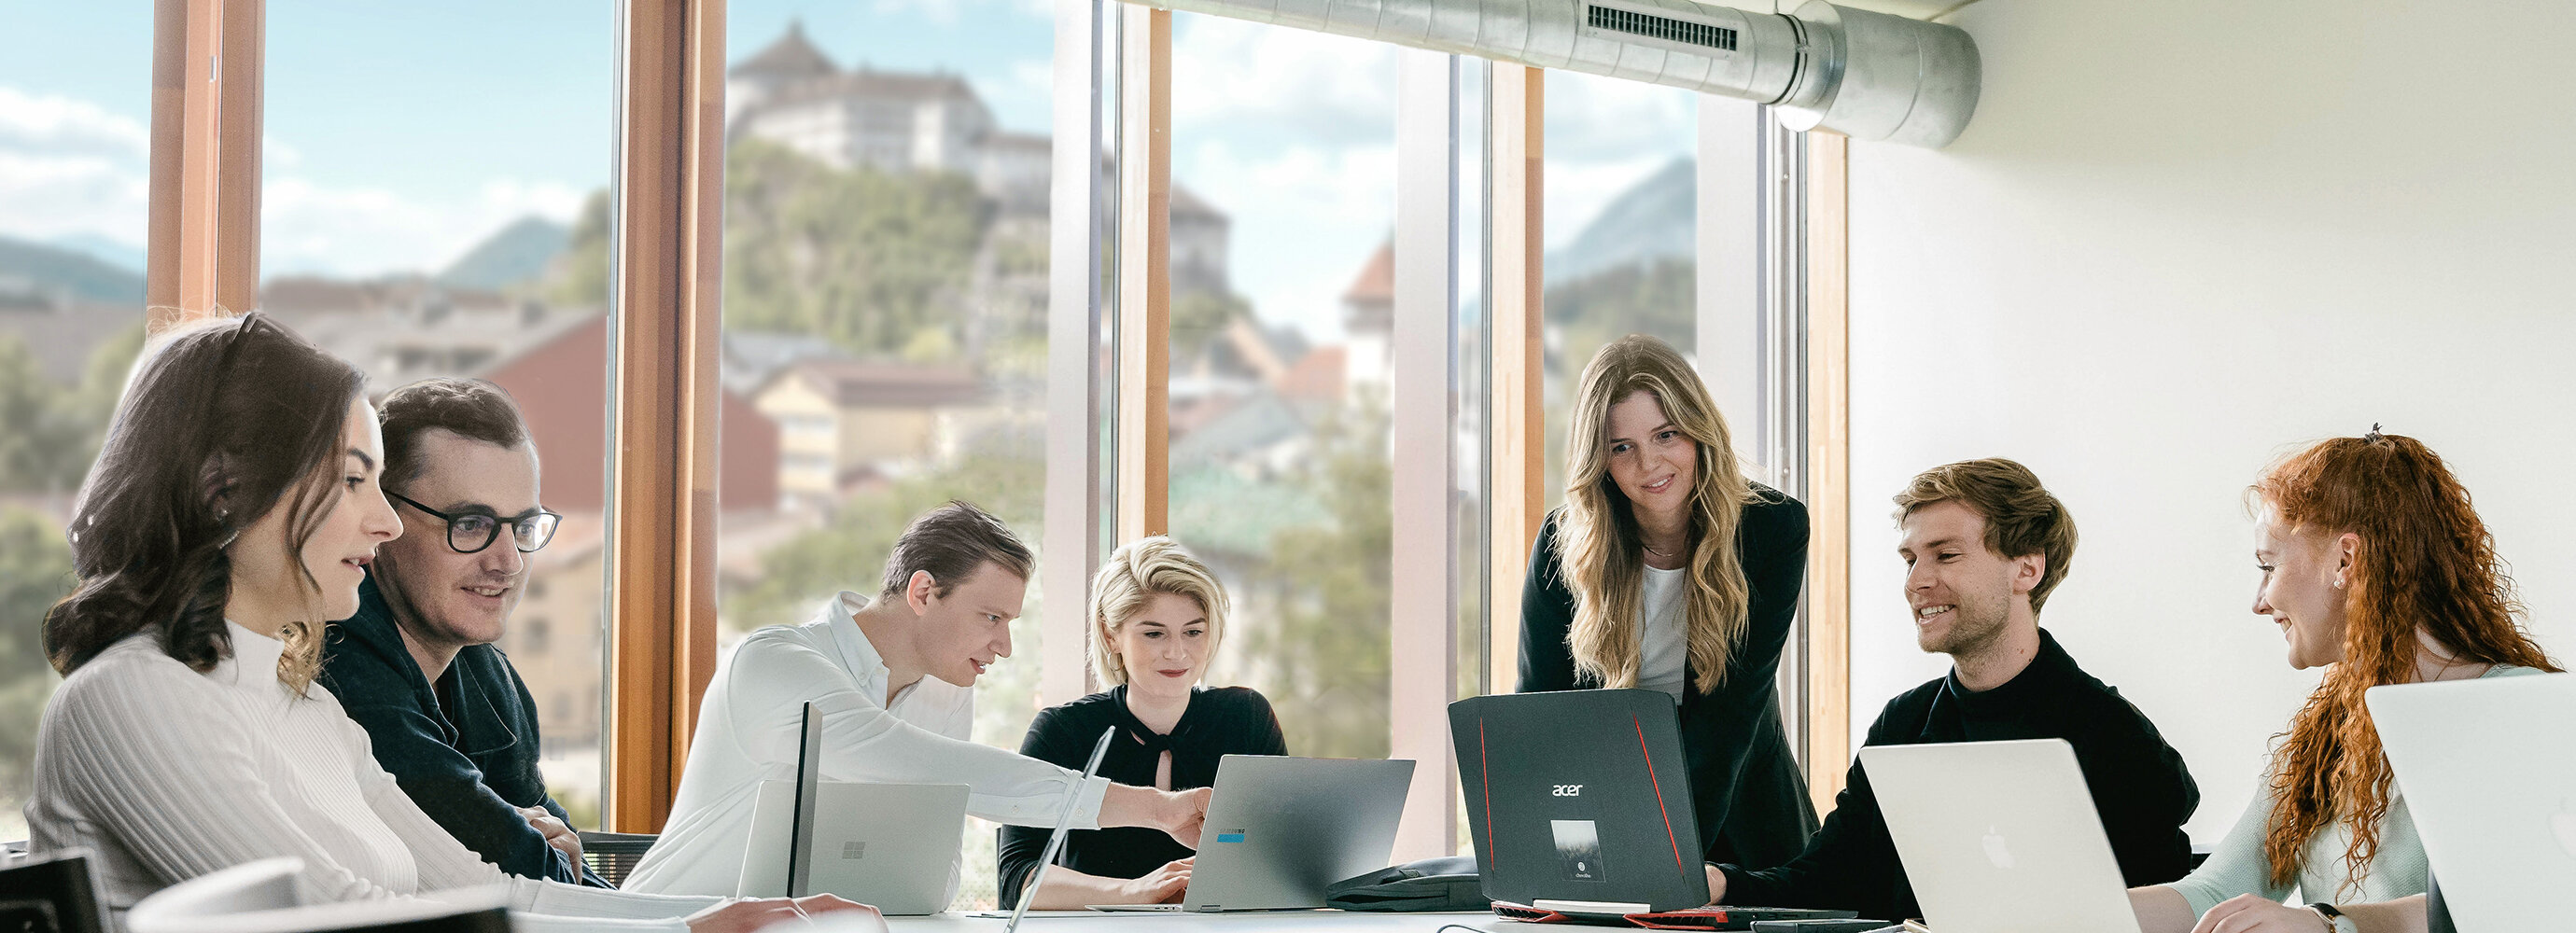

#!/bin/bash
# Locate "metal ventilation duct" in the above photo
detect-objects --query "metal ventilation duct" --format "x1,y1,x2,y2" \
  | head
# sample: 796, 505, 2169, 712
1123, 0, 1981, 147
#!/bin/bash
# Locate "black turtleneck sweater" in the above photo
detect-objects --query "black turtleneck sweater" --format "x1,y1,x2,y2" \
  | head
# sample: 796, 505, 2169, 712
1717, 629, 2198, 922
996, 685, 1287, 909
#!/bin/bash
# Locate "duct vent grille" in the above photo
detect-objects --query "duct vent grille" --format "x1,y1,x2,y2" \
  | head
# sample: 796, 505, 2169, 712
1585, 5, 1739, 52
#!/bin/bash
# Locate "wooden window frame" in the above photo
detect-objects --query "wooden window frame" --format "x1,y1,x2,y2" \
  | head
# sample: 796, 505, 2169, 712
602, 0, 727, 832
1803, 132, 1853, 813
1485, 63, 1545, 692
146, 0, 263, 329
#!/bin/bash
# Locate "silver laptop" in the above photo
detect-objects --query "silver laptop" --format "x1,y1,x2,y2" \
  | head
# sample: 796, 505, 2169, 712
2369, 673, 2576, 933
1860, 739, 2144, 933
736, 780, 968, 913
1090, 755, 1415, 912
735, 701, 970, 915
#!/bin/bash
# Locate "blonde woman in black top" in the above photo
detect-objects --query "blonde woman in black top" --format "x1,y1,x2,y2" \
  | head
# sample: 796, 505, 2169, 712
999, 536, 1286, 909
1519, 335, 1815, 869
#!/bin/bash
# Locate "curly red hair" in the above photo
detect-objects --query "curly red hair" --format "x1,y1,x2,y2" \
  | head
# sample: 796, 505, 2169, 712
2250, 432, 2557, 894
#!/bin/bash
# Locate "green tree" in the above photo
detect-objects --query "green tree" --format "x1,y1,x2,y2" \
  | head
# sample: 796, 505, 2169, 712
722, 141, 992, 361
0, 506, 76, 802
0, 324, 144, 497
0, 336, 89, 495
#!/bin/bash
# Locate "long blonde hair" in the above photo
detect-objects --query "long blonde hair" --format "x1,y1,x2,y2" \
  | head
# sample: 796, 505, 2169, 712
1558, 335, 1754, 694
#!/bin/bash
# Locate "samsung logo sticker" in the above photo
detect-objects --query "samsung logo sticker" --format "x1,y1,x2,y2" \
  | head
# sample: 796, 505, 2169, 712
1215, 832, 1247, 843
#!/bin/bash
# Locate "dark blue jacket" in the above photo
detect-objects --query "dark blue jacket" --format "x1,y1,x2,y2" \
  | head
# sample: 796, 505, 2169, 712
318, 576, 609, 886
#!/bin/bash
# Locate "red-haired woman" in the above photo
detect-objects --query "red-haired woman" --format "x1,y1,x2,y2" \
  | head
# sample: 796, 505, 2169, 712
2127, 430, 2558, 933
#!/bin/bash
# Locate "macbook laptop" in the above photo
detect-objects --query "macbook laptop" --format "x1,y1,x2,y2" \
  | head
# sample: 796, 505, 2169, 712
734, 702, 970, 914
1090, 754, 1415, 912
1450, 689, 1855, 927
1860, 739, 2143, 933
2368, 673, 2576, 933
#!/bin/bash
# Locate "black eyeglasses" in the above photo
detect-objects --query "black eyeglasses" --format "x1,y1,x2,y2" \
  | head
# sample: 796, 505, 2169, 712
387, 491, 562, 554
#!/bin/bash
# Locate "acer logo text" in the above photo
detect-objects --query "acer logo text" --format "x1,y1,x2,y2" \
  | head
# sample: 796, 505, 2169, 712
1551, 785, 1583, 797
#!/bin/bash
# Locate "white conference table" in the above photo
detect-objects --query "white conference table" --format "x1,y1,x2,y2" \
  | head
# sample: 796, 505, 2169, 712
888, 912, 1522, 932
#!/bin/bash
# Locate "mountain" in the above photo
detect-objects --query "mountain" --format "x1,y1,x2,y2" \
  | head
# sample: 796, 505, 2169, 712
437, 216, 570, 291
1546, 157, 1695, 285
48, 233, 147, 276
0, 234, 146, 305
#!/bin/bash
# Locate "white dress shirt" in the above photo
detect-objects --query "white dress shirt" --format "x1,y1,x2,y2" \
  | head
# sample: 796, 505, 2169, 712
26, 622, 721, 932
622, 592, 1110, 897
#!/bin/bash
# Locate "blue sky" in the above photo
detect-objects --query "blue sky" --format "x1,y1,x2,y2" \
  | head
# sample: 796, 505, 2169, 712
1, 0, 1692, 341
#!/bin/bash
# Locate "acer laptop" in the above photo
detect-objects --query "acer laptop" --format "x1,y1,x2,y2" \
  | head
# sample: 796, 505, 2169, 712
2368, 673, 2576, 933
1090, 755, 1416, 912
1860, 739, 2143, 933
1450, 689, 1855, 927
735, 702, 971, 915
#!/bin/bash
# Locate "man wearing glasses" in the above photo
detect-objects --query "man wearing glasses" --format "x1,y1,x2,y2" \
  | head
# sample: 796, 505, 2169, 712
315, 378, 600, 885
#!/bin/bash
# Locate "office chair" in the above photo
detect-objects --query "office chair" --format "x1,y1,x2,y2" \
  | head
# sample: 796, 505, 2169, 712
575, 831, 657, 887
0, 849, 105, 933
126, 858, 510, 933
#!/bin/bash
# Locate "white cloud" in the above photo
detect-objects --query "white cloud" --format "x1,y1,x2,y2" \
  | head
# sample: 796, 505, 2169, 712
1170, 15, 1397, 148
871, 0, 1052, 24
261, 174, 588, 279
0, 86, 149, 160
0, 87, 150, 245
264, 135, 302, 170
1179, 137, 1397, 341
1542, 70, 1697, 165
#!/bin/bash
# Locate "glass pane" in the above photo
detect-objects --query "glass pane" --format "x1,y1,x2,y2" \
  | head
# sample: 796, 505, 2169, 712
716, 2, 1057, 911
0, 5, 152, 842
262, 1, 615, 828
1542, 72, 1698, 510
1166, 14, 1398, 759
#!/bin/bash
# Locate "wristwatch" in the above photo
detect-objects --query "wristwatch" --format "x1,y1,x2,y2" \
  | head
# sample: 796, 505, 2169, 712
2307, 902, 2358, 933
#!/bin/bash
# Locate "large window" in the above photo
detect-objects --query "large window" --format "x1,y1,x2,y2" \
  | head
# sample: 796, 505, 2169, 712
1, 0, 1817, 883
262, 1, 616, 827
0, 3, 153, 842
713, 0, 1059, 910
1166, 13, 1399, 760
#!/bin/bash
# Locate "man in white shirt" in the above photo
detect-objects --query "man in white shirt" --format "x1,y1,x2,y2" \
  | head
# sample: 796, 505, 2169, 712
623, 501, 1209, 898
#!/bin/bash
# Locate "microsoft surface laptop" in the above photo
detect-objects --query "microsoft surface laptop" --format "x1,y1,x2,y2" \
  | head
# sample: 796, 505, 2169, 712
1860, 739, 2143, 933
1450, 689, 1855, 927
2368, 673, 2576, 933
1090, 754, 1415, 912
735, 702, 970, 915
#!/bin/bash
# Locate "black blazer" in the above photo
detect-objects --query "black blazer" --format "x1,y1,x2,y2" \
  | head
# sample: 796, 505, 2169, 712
997, 686, 1288, 909
1517, 484, 1817, 867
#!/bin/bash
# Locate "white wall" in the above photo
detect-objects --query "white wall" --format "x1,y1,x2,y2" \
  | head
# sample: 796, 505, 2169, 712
1843, 0, 2576, 842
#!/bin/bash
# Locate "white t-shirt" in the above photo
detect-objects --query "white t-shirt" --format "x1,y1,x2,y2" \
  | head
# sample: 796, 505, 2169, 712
1637, 565, 1689, 700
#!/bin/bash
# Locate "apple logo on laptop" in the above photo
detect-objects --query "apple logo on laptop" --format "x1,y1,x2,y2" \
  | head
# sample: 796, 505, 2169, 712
2552, 800, 2576, 859
1981, 827, 2016, 870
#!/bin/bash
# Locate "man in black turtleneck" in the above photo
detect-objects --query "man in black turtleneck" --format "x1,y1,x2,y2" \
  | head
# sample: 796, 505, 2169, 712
1708, 458, 2199, 923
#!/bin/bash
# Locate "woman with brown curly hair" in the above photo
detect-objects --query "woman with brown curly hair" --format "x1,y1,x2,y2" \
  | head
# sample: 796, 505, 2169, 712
2127, 429, 2558, 933
27, 313, 874, 933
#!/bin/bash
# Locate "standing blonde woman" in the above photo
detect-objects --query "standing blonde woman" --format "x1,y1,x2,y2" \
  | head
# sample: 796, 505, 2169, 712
997, 536, 1286, 910
1519, 334, 1814, 868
